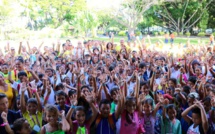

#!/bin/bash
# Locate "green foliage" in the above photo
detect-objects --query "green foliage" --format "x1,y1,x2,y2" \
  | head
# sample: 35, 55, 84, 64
207, 1, 215, 28
185, 32, 191, 37
135, 31, 141, 36
179, 32, 183, 36
97, 30, 104, 35
20, 0, 87, 29
152, 31, 158, 36
118, 31, 126, 36
212, 32, 215, 36
70, 11, 99, 37
107, 27, 120, 32
138, 9, 154, 31
159, 31, 165, 36
173, 32, 178, 37
198, 11, 209, 31
151, 0, 213, 33
198, 32, 205, 37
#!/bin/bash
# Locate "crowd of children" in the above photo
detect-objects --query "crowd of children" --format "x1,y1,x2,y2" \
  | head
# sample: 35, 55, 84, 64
0, 36, 214, 134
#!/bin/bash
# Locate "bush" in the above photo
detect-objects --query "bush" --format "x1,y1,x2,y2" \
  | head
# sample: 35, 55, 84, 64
179, 32, 183, 36
172, 32, 178, 36
213, 32, 215, 36
118, 31, 126, 36
185, 32, 191, 37
198, 32, 205, 37
97, 30, 104, 35
135, 31, 141, 36
159, 31, 165, 36
152, 31, 158, 36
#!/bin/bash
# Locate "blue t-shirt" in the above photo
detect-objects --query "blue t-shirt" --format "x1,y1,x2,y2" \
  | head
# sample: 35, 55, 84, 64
96, 113, 117, 134
0, 110, 21, 134
181, 103, 192, 133
57, 104, 70, 115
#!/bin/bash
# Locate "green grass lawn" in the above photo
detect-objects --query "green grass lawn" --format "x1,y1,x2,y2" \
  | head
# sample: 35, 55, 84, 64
91, 36, 210, 45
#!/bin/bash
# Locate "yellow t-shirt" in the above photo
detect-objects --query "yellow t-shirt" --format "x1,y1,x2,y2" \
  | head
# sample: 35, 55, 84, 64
23, 111, 43, 133
63, 50, 71, 57
115, 44, 131, 52
0, 84, 13, 108
11, 69, 32, 82
3, 73, 9, 84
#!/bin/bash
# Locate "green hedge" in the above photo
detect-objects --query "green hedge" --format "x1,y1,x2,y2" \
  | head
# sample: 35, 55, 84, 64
159, 31, 165, 36
185, 32, 191, 37
135, 31, 141, 36
172, 32, 178, 36
179, 32, 183, 36
198, 32, 205, 37
118, 31, 126, 36
97, 30, 104, 35
152, 31, 158, 36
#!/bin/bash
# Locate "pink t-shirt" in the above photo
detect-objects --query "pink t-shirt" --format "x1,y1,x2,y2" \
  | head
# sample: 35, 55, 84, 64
120, 110, 139, 134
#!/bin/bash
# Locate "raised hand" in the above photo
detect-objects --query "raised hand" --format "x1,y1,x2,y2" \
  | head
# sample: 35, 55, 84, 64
158, 94, 164, 104
59, 110, 65, 117
70, 94, 77, 106
139, 93, 146, 102
211, 98, 215, 107
153, 84, 158, 92
84, 92, 95, 103
26, 67, 32, 73
20, 82, 27, 92
1, 112, 7, 121
91, 71, 97, 78
47, 84, 52, 94
194, 100, 204, 109
73, 68, 81, 78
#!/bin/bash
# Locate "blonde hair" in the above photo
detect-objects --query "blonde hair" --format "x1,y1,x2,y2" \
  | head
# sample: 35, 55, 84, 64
44, 104, 58, 116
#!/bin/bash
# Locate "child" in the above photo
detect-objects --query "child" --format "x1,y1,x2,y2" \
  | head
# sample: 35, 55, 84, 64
66, 92, 98, 134
161, 99, 182, 134
182, 101, 209, 134
208, 98, 215, 133
20, 82, 42, 134
55, 90, 70, 115
109, 87, 120, 114
95, 97, 122, 134
120, 96, 140, 134
13, 118, 32, 134
13, 94, 28, 116
1, 111, 32, 134
139, 98, 161, 134
41, 104, 70, 134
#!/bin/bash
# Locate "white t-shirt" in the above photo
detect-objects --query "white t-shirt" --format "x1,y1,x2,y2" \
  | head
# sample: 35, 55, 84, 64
155, 78, 161, 85
12, 80, 43, 98
170, 67, 180, 79
43, 87, 55, 104
187, 124, 200, 134
127, 82, 136, 96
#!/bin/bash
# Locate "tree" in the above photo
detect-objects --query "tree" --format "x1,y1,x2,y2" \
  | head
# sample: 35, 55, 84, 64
70, 11, 99, 37
20, 0, 86, 29
152, 0, 213, 33
207, 0, 215, 29
0, 0, 25, 39
111, 0, 174, 33
97, 12, 126, 33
